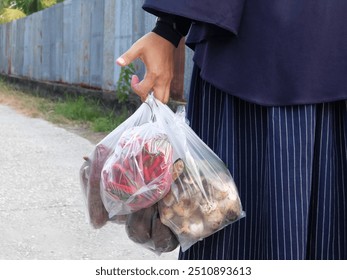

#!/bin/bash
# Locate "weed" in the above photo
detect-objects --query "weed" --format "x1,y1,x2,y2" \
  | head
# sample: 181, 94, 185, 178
52, 95, 129, 132
54, 96, 101, 121
116, 63, 135, 103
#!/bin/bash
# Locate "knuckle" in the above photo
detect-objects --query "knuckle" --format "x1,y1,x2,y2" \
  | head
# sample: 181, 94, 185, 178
163, 72, 173, 81
146, 71, 157, 81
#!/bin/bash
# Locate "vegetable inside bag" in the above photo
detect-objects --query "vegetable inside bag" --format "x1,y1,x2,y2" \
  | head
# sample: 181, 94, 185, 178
80, 94, 244, 253
148, 95, 245, 252
100, 122, 174, 217
79, 101, 173, 227
125, 203, 179, 255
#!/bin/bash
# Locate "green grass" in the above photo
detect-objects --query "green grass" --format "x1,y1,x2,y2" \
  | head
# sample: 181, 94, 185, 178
54, 96, 102, 122
0, 79, 128, 133
53, 95, 128, 132
92, 111, 128, 132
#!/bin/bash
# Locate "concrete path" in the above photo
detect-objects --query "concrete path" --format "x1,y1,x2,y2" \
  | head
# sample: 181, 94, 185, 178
0, 104, 178, 260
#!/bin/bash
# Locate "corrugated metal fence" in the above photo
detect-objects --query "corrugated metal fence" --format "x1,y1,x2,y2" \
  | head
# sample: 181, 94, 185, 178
0, 0, 193, 97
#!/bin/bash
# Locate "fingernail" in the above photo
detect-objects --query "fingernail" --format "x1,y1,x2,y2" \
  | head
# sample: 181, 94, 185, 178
116, 57, 125, 65
131, 75, 140, 85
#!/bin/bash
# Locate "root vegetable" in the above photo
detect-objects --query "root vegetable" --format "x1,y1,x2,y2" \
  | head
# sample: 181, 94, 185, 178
172, 197, 198, 217
177, 218, 204, 238
162, 192, 176, 207
204, 208, 225, 231
218, 195, 242, 221
158, 158, 243, 250
125, 204, 179, 254
171, 159, 185, 181
109, 214, 128, 224
151, 210, 179, 253
81, 144, 111, 229
125, 205, 155, 244
160, 206, 175, 221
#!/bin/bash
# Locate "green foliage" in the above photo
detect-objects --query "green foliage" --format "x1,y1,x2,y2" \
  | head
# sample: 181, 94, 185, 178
0, 0, 64, 21
15, 0, 63, 15
92, 109, 128, 132
41, 0, 60, 9
54, 96, 101, 122
0, 7, 25, 24
0, 1, 12, 10
53, 95, 128, 132
116, 63, 135, 103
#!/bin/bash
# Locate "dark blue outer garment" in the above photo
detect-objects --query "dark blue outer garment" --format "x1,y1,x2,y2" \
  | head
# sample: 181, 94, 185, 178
143, 0, 347, 106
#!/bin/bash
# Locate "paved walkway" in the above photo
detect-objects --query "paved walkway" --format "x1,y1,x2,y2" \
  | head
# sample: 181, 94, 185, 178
0, 104, 178, 260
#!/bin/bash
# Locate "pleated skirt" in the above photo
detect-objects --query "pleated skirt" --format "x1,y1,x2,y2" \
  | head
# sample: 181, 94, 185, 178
179, 65, 347, 260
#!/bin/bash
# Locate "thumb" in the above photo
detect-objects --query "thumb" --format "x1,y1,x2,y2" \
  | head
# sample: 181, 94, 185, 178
116, 46, 139, 67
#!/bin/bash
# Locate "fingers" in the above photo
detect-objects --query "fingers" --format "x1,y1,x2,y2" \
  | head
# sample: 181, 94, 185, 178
130, 75, 147, 102
131, 74, 172, 103
116, 32, 175, 104
116, 57, 127, 66
130, 75, 140, 88
120, 66, 172, 104
153, 80, 171, 104
116, 45, 139, 67
131, 74, 154, 102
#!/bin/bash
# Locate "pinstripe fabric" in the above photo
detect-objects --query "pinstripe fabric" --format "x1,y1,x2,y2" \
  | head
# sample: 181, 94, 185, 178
178, 66, 347, 260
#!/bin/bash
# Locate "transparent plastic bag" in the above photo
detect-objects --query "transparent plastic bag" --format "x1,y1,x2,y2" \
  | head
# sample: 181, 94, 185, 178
100, 122, 173, 216
146, 95, 245, 252
79, 101, 170, 227
80, 94, 244, 253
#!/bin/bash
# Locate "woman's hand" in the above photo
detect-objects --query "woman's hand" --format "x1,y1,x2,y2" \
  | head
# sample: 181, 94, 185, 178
116, 32, 175, 104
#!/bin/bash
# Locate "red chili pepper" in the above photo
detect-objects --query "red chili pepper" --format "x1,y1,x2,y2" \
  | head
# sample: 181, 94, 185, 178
146, 155, 164, 177
143, 157, 160, 183
115, 164, 141, 188
112, 163, 125, 182
106, 182, 134, 201
142, 152, 152, 165
102, 135, 174, 213
112, 182, 137, 196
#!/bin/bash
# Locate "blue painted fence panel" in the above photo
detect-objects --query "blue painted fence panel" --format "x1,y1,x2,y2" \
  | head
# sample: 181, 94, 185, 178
0, 0, 192, 95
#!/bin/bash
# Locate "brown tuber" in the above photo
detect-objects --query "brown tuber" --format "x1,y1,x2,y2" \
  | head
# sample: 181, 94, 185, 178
159, 158, 243, 247
80, 144, 112, 229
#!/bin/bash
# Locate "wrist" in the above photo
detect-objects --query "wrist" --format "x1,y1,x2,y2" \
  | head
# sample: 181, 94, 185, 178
152, 18, 183, 47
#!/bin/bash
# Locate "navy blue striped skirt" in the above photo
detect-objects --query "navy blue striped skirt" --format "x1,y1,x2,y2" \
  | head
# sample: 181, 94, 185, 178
178, 65, 347, 260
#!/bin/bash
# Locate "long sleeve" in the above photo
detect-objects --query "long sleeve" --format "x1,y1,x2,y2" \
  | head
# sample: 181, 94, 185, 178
151, 15, 191, 47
